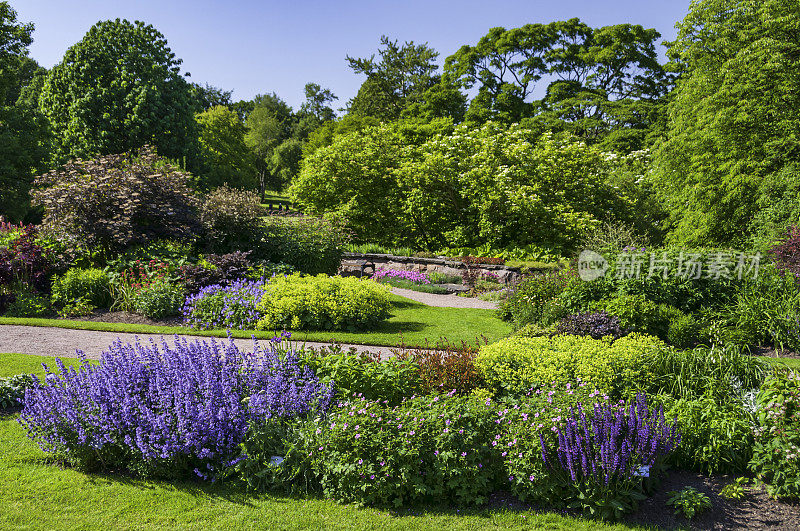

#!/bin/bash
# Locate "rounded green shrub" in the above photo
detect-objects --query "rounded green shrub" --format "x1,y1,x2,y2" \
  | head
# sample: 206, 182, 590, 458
51, 267, 112, 308
475, 333, 666, 396
255, 274, 391, 331
132, 279, 185, 319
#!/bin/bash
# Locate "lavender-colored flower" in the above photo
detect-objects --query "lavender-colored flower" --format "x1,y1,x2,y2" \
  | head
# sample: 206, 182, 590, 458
182, 279, 266, 330
18, 335, 333, 480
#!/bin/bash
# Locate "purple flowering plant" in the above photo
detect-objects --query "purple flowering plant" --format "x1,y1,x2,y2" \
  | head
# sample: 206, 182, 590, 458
182, 279, 266, 330
18, 335, 333, 480
538, 394, 680, 520
371, 268, 431, 285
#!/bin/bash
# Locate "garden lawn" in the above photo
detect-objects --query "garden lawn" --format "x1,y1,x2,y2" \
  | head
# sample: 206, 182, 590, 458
0, 352, 639, 531
761, 356, 800, 369
0, 294, 512, 348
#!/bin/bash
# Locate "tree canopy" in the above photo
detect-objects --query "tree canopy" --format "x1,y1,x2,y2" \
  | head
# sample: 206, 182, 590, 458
653, 0, 800, 247
39, 18, 197, 163
0, 2, 49, 221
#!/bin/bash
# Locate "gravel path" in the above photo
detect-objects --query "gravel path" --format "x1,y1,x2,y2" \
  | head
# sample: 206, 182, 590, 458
0, 292, 495, 361
390, 287, 499, 310
0, 325, 396, 360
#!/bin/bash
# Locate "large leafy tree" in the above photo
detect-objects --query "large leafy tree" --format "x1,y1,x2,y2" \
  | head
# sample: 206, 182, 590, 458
654, 0, 800, 247
292, 119, 653, 252
39, 19, 197, 163
244, 92, 294, 196
444, 19, 671, 150
0, 2, 49, 222
347, 36, 446, 121
195, 105, 256, 191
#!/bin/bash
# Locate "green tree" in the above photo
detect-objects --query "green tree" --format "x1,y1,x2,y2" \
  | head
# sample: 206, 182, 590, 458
291, 119, 452, 246
346, 36, 442, 121
444, 19, 671, 150
39, 19, 197, 163
0, 2, 49, 222
195, 105, 256, 190
293, 119, 653, 252
190, 82, 233, 112
654, 0, 800, 247
0, 1, 33, 105
244, 92, 294, 196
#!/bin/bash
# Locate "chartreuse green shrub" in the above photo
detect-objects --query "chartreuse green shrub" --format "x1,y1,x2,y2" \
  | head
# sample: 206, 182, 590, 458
51, 268, 112, 308
750, 371, 800, 499
475, 333, 666, 396
255, 274, 391, 331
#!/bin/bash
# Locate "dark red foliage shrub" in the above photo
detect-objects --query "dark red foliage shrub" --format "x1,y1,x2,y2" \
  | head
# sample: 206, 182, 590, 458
32, 146, 201, 250
180, 251, 252, 295
397, 338, 487, 395
768, 226, 800, 280
556, 311, 625, 340
0, 225, 54, 292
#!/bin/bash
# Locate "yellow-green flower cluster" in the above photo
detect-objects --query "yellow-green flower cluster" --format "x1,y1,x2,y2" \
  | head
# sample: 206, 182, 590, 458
255, 273, 391, 331
476, 333, 666, 396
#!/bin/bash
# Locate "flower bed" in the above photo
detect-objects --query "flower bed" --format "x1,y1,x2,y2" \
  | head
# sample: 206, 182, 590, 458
13, 332, 800, 523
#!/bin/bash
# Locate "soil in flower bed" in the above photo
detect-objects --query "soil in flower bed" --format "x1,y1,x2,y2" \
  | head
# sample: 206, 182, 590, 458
623, 470, 800, 530
57, 310, 183, 327
390, 471, 800, 529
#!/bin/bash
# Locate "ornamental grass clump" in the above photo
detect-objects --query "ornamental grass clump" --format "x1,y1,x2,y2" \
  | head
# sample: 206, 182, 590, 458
18, 336, 333, 480
182, 279, 266, 330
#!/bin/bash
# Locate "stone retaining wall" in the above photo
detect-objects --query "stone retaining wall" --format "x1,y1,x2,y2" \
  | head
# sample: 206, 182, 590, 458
339, 252, 522, 284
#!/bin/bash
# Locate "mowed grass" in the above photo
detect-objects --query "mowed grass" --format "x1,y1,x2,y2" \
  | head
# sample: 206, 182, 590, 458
0, 294, 512, 348
761, 356, 800, 369
0, 352, 641, 531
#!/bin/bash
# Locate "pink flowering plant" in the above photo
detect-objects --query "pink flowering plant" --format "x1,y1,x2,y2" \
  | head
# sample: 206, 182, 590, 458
371, 268, 431, 285
299, 393, 501, 507
750, 371, 800, 499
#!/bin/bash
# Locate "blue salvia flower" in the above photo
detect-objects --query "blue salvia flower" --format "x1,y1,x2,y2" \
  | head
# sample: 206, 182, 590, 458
539, 393, 680, 486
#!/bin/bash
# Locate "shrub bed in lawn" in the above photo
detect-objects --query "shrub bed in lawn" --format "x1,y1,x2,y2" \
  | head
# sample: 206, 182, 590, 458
255, 273, 391, 331
15, 332, 800, 521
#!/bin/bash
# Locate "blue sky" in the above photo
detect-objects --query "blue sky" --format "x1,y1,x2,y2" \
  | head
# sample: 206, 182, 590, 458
11, 0, 692, 110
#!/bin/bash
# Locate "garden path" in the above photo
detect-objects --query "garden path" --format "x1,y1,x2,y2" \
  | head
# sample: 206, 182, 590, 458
0, 325, 394, 360
389, 287, 499, 310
